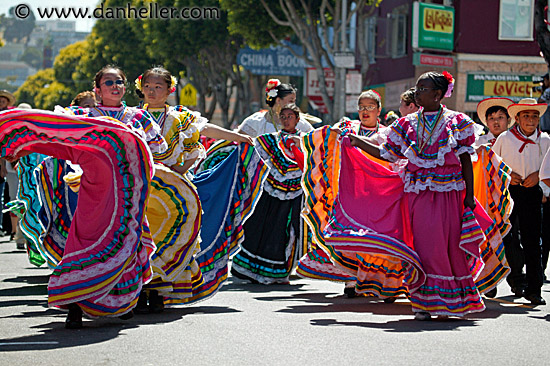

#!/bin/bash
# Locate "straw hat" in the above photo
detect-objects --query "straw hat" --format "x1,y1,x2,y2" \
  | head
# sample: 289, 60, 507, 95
477, 97, 513, 126
507, 98, 548, 121
0, 90, 15, 106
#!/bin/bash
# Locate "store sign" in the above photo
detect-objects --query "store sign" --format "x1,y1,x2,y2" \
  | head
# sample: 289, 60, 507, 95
466, 73, 541, 102
412, 2, 455, 52
237, 44, 306, 77
413, 52, 454, 67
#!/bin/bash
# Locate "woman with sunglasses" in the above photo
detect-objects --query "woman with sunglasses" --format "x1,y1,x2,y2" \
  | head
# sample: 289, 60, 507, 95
12, 65, 169, 328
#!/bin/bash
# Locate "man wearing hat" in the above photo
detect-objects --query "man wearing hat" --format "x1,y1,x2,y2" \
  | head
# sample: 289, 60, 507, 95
537, 73, 550, 133
492, 98, 550, 305
0, 90, 15, 112
475, 97, 513, 146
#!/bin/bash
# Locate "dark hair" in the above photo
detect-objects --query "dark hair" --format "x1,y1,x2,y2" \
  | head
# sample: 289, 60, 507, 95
94, 65, 126, 89
266, 83, 296, 107
358, 90, 381, 108
71, 91, 97, 107
418, 71, 449, 97
401, 88, 416, 106
279, 103, 301, 119
137, 66, 173, 98
486, 105, 510, 120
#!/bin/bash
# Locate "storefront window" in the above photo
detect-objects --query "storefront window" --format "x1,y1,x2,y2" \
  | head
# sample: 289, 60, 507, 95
499, 0, 534, 41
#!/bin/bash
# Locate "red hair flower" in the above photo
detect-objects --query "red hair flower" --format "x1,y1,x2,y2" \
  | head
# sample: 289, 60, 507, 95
442, 71, 454, 98
266, 79, 281, 92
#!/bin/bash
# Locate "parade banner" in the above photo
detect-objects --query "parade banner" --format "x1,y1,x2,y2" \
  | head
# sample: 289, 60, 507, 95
466, 73, 541, 102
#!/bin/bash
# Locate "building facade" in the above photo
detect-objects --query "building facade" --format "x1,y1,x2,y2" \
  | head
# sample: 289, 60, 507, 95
360, 0, 546, 117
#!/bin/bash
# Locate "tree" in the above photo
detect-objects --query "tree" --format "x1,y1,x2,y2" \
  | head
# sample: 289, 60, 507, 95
535, 0, 550, 73
139, 0, 249, 127
0, 7, 36, 44
75, 0, 155, 106
54, 40, 90, 96
221, 0, 383, 122
19, 46, 42, 69
14, 68, 73, 109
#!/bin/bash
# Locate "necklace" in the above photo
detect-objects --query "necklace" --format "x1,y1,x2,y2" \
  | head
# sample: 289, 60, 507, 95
145, 104, 168, 129
267, 109, 280, 132
416, 106, 443, 153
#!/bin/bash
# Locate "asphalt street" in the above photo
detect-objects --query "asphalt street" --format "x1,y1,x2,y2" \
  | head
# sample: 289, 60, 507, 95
0, 235, 549, 365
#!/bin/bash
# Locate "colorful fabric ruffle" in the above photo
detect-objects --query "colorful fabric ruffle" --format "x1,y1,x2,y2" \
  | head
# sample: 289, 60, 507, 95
145, 164, 203, 301
470, 146, 513, 293
231, 132, 306, 284
176, 142, 268, 300
0, 109, 155, 318
194, 140, 238, 174
296, 126, 354, 282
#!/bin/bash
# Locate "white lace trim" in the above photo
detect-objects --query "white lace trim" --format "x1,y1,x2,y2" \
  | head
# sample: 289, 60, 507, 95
385, 110, 476, 169
255, 135, 303, 182
264, 183, 303, 200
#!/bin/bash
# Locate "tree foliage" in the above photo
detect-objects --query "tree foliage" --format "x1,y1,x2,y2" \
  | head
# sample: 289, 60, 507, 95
14, 68, 73, 110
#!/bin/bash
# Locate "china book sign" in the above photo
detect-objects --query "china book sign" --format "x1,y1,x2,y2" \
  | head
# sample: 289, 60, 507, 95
466, 73, 541, 102
412, 2, 454, 52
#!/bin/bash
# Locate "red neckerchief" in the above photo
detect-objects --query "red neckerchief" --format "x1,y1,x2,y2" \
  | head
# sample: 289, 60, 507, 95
509, 124, 539, 153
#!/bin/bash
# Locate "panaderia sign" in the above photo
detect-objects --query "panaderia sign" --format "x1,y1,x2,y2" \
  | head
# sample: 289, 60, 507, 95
412, 2, 454, 52
466, 73, 541, 102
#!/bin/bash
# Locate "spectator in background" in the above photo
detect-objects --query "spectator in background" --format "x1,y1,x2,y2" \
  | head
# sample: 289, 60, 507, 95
70, 91, 97, 108
399, 87, 418, 117
383, 110, 399, 126
0, 90, 15, 238
537, 73, 550, 133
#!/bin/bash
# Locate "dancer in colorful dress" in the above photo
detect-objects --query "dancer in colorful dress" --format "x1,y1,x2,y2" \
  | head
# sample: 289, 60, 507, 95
135, 67, 267, 310
0, 108, 156, 329
13, 65, 168, 328
231, 103, 306, 284
348, 71, 489, 320
297, 90, 395, 298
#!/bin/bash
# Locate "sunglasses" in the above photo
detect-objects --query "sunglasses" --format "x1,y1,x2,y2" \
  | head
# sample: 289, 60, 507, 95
358, 105, 378, 112
102, 79, 125, 86
414, 87, 436, 94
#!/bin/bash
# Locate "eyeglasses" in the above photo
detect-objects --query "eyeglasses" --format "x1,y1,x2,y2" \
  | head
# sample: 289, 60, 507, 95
414, 87, 436, 94
357, 105, 378, 112
279, 114, 296, 121
102, 79, 125, 87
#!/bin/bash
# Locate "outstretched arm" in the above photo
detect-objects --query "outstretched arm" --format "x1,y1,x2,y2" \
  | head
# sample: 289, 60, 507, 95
459, 152, 476, 210
172, 158, 198, 176
203, 123, 253, 144
349, 135, 388, 161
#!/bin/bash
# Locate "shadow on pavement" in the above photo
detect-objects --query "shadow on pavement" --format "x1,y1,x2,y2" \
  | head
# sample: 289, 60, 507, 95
0, 305, 241, 351
0, 284, 48, 296
222, 277, 307, 293
310, 318, 478, 332
3, 275, 50, 284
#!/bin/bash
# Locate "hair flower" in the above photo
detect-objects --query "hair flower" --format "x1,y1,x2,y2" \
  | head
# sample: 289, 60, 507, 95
169, 76, 177, 93
135, 75, 143, 91
266, 78, 281, 92
442, 71, 454, 98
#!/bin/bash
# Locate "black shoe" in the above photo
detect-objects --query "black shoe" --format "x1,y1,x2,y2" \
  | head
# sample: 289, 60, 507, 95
485, 288, 497, 298
525, 294, 546, 306
511, 286, 525, 297
344, 286, 356, 298
148, 290, 164, 314
231, 267, 260, 284
383, 297, 397, 303
65, 304, 83, 329
118, 310, 134, 320
134, 291, 149, 314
